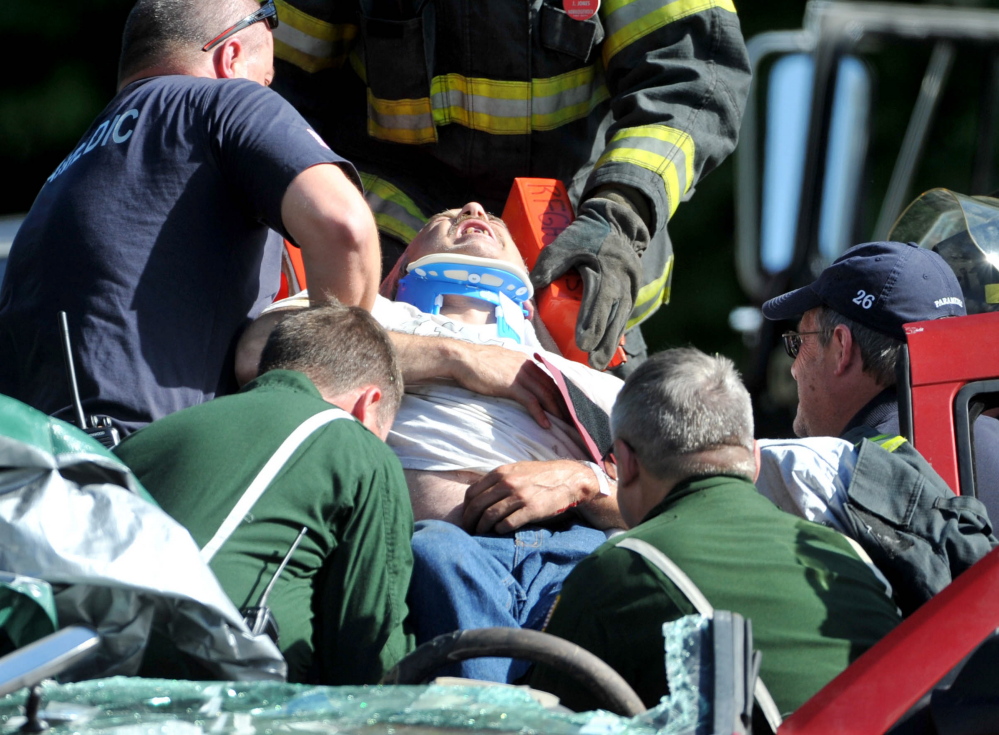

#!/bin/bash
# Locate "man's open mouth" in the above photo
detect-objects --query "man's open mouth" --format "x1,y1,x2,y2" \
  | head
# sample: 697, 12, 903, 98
450, 216, 495, 241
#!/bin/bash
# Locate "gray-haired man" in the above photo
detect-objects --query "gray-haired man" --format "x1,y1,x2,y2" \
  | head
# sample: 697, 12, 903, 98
528, 347, 900, 716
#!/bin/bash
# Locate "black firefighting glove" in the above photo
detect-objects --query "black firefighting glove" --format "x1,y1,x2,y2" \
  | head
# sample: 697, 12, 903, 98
530, 192, 650, 370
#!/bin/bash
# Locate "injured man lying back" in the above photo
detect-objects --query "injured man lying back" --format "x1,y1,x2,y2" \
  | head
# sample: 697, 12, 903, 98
250, 202, 624, 684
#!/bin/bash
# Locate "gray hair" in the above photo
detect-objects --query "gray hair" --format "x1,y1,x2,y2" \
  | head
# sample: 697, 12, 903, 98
258, 302, 404, 425
815, 306, 903, 387
118, 0, 259, 83
611, 347, 755, 482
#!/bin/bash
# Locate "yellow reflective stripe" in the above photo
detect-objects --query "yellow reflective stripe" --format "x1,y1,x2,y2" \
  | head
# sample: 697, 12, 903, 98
859, 434, 909, 453
272, 1, 356, 72
359, 173, 427, 244
533, 71, 610, 131
369, 94, 435, 119
367, 68, 604, 138
880, 436, 908, 453
596, 125, 695, 218
597, 147, 682, 218
432, 73, 604, 133
627, 254, 673, 329
986, 283, 999, 304
620, 125, 696, 191
367, 91, 437, 144
533, 65, 598, 97
603, 0, 737, 63
275, 0, 344, 39
273, 39, 334, 73
367, 119, 437, 145
432, 75, 531, 134
532, 87, 609, 130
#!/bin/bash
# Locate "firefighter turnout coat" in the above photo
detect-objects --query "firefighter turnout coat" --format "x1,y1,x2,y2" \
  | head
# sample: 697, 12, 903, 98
270, 0, 751, 329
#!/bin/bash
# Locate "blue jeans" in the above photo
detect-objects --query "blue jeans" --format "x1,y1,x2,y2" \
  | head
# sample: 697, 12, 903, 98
407, 519, 606, 683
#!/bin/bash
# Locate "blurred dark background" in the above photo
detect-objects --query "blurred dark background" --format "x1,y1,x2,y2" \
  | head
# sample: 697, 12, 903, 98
3, 0, 999, 436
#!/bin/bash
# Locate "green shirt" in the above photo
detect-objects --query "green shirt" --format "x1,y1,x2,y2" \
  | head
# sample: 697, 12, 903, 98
115, 370, 414, 684
529, 474, 901, 714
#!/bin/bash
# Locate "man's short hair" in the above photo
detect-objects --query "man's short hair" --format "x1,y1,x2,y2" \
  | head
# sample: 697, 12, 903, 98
118, 0, 257, 83
611, 347, 755, 481
814, 305, 903, 387
258, 302, 404, 424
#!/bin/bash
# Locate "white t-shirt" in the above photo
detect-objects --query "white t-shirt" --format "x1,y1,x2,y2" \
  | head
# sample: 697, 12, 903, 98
371, 296, 622, 474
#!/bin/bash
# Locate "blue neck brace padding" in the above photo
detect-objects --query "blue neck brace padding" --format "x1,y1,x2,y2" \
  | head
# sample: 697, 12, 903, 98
396, 254, 533, 343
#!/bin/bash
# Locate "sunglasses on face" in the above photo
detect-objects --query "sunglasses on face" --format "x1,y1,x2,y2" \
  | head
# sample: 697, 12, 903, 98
202, 0, 279, 52
781, 330, 828, 360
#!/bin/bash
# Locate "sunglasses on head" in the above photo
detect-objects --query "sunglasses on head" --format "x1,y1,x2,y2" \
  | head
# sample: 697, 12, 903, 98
202, 0, 278, 53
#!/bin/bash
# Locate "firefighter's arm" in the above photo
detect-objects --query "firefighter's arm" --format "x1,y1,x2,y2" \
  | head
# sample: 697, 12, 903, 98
588, 1, 752, 234
281, 163, 381, 311
532, 5, 751, 368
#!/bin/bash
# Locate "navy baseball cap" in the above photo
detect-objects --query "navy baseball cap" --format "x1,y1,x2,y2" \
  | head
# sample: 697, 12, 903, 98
761, 241, 966, 340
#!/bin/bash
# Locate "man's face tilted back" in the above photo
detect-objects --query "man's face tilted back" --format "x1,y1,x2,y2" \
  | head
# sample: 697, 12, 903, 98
383, 202, 528, 296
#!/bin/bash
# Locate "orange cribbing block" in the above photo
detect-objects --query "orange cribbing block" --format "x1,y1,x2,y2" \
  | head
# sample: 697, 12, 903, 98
502, 178, 626, 369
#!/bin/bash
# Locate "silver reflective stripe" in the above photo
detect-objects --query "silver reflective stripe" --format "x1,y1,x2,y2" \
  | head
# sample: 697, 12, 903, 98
433, 87, 528, 119
597, 125, 695, 218
273, 22, 334, 60
200, 408, 352, 563
604, 127, 693, 192
533, 79, 601, 118
615, 536, 784, 731
364, 191, 427, 243
603, 0, 665, 33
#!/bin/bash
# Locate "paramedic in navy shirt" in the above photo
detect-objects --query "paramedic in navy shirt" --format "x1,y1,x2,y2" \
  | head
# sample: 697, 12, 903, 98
0, 0, 380, 436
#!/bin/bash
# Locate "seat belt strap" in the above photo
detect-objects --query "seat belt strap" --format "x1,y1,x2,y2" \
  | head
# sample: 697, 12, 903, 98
201, 408, 351, 562
616, 537, 784, 732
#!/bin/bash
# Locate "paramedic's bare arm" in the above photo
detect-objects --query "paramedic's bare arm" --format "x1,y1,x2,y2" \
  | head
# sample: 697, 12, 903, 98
281, 163, 380, 310
462, 460, 624, 534
387, 332, 567, 428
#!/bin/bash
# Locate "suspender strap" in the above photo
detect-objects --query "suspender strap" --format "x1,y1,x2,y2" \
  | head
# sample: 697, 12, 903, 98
200, 408, 351, 562
615, 537, 784, 732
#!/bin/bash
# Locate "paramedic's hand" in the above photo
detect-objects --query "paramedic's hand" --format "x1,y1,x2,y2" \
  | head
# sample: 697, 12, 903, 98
462, 460, 600, 534
389, 333, 568, 428
444, 341, 569, 428
531, 194, 649, 371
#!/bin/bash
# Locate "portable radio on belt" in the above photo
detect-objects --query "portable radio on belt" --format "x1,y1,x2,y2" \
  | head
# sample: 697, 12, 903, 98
241, 525, 309, 643
502, 179, 627, 370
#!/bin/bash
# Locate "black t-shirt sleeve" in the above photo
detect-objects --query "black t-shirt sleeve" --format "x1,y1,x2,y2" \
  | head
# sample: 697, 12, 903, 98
208, 80, 360, 241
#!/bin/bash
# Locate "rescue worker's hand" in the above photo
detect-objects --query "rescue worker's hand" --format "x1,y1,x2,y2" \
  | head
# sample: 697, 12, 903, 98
449, 343, 569, 428
387, 333, 569, 427
462, 460, 603, 535
530, 194, 649, 370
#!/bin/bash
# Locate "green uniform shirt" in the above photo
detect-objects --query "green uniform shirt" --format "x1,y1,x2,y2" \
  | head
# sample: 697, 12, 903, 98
529, 474, 901, 714
115, 370, 414, 684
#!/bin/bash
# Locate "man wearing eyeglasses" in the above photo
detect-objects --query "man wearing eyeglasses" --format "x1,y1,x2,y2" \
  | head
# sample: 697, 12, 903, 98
0, 0, 379, 436
761, 241, 999, 520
